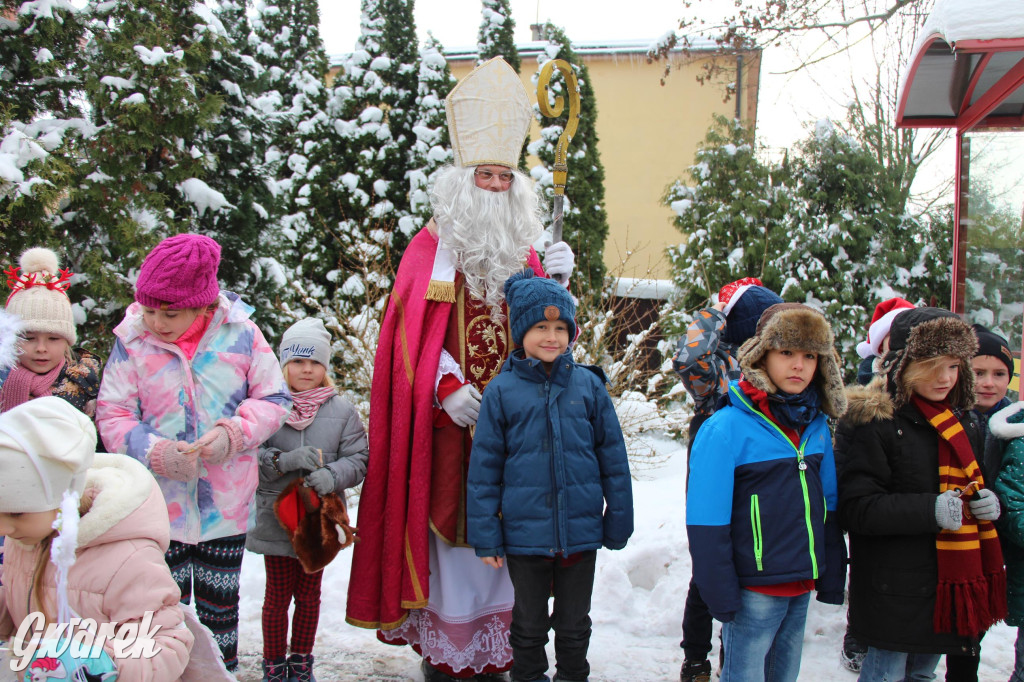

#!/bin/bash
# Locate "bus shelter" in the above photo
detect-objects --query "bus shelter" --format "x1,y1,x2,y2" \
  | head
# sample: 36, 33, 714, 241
898, 0, 1024, 387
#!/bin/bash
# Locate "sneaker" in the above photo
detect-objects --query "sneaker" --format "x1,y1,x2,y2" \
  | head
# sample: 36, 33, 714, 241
840, 644, 866, 673
287, 653, 316, 682
680, 659, 712, 682
261, 657, 288, 682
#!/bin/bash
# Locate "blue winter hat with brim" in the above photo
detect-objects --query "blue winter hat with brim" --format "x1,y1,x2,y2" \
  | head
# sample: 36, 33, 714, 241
722, 285, 784, 345
504, 270, 577, 346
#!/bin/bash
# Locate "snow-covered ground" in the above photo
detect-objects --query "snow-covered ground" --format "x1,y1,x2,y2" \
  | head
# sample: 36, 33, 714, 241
228, 435, 1017, 681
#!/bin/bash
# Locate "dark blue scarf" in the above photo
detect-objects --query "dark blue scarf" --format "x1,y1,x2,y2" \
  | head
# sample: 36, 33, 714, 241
767, 384, 822, 431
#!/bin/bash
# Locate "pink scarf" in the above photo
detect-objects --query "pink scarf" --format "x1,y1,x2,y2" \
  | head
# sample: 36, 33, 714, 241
172, 311, 213, 361
286, 386, 336, 430
1, 359, 66, 412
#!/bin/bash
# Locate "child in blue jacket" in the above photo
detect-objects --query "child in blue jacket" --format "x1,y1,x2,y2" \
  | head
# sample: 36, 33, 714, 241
467, 270, 634, 682
686, 303, 848, 682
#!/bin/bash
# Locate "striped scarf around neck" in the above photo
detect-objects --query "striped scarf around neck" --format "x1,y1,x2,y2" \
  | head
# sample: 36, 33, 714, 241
287, 386, 336, 431
911, 394, 1007, 637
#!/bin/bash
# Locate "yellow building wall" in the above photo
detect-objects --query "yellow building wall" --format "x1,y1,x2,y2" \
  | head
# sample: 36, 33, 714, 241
329, 48, 760, 281
448, 50, 760, 280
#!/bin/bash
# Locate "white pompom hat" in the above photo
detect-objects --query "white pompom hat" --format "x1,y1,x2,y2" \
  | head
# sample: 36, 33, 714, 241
0, 396, 96, 513
4, 247, 77, 345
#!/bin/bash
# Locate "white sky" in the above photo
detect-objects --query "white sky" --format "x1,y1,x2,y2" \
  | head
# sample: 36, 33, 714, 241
318, 0, 686, 55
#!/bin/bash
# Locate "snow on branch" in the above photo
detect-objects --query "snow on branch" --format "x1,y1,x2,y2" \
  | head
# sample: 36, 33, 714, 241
177, 178, 234, 216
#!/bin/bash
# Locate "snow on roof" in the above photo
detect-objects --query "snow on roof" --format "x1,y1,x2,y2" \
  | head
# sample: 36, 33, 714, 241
443, 36, 723, 60
328, 37, 726, 69
914, 0, 1024, 51
612, 277, 676, 300
901, 0, 1024, 124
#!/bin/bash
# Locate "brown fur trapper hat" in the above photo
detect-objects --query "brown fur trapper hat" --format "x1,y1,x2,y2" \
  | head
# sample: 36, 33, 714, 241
738, 302, 847, 418
882, 307, 977, 410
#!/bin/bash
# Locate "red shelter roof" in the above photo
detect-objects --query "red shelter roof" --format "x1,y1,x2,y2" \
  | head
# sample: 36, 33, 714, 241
897, 0, 1024, 131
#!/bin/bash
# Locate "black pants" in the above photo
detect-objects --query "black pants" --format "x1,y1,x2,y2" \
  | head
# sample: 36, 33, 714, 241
506, 551, 597, 682
945, 637, 982, 682
680, 575, 714, 661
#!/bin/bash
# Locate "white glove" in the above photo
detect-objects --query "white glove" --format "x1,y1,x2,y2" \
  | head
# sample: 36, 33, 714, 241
969, 488, 1000, 521
935, 490, 963, 531
442, 383, 482, 428
543, 241, 574, 285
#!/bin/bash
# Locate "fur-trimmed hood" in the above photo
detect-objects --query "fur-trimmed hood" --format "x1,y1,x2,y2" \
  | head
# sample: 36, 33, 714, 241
990, 401, 1024, 441
841, 376, 894, 426
78, 452, 167, 549
880, 307, 977, 411
738, 303, 847, 418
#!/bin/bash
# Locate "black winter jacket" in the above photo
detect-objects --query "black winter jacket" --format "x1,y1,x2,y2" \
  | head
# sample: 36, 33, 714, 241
835, 379, 985, 656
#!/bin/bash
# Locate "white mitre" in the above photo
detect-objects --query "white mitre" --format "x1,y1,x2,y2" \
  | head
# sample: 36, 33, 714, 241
446, 57, 532, 168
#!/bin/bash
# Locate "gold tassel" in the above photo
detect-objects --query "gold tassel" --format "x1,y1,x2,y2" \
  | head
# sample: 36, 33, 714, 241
425, 280, 456, 303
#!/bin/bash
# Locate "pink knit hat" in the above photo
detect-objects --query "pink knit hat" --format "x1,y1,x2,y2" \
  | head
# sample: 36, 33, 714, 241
135, 233, 221, 309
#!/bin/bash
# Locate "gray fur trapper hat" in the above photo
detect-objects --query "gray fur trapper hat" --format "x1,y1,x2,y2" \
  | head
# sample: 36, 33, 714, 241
738, 302, 847, 418
881, 307, 977, 410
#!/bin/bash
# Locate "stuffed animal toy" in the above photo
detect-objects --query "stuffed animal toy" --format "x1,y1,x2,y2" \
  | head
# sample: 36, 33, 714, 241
273, 479, 357, 573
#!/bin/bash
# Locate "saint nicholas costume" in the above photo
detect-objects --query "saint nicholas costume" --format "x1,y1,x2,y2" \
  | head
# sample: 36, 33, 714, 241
346, 58, 545, 678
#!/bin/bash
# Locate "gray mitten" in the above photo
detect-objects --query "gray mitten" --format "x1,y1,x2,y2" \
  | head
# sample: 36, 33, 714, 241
304, 467, 337, 496
935, 489, 963, 531
277, 446, 321, 473
969, 487, 1000, 521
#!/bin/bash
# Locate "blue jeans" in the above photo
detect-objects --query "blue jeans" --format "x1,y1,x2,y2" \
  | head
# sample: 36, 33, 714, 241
858, 647, 940, 682
506, 552, 596, 682
1012, 628, 1024, 682
720, 590, 809, 682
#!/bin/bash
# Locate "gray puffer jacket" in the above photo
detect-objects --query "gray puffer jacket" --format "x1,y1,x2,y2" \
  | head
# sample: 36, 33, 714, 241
246, 395, 368, 557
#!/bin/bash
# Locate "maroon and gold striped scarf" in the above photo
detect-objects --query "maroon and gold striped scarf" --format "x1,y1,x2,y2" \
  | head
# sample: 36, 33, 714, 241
912, 394, 1007, 637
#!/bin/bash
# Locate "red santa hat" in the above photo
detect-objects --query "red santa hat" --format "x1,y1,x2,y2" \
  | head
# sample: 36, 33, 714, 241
717, 277, 764, 315
856, 297, 916, 359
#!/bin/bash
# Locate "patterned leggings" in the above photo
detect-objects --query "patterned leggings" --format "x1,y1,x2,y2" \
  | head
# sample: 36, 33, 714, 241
166, 534, 246, 671
262, 555, 323, 660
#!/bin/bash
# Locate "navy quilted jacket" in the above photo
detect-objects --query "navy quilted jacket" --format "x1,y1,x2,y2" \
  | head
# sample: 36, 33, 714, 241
467, 349, 634, 557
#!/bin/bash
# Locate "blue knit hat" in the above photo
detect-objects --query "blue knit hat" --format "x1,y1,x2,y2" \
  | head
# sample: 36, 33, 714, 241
722, 285, 784, 345
504, 270, 577, 346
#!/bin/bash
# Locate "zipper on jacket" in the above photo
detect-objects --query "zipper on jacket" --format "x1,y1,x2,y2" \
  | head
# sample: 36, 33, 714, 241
730, 385, 820, 579
546, 380, 561, 554
750, 494, 763, 571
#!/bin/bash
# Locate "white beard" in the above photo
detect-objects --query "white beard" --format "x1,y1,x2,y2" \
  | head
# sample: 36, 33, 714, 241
430, 165, 544, 320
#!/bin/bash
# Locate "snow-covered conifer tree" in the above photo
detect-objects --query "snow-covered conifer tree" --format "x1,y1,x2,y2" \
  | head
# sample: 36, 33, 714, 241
663, 115, 792, 326
193, 0, 291, 337
326, 0, 429, 308
0, 1, 90, 257
58, 0, 230, 343
477, 0, 526, 167
530, 23, 611, 290
665, 114, 951, 374
252, 0, 343, 314
406, 35, 455, 227
477, 0, 521, 71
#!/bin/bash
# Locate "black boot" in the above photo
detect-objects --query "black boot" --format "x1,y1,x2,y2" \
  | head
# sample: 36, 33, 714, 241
422, 660, 462, 682
261, 658, 288, 682
679, 659, 711, 682
287, 653, 316, 682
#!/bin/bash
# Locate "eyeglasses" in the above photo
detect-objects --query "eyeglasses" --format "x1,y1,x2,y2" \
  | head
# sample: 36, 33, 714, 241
474, 168, 514, 184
